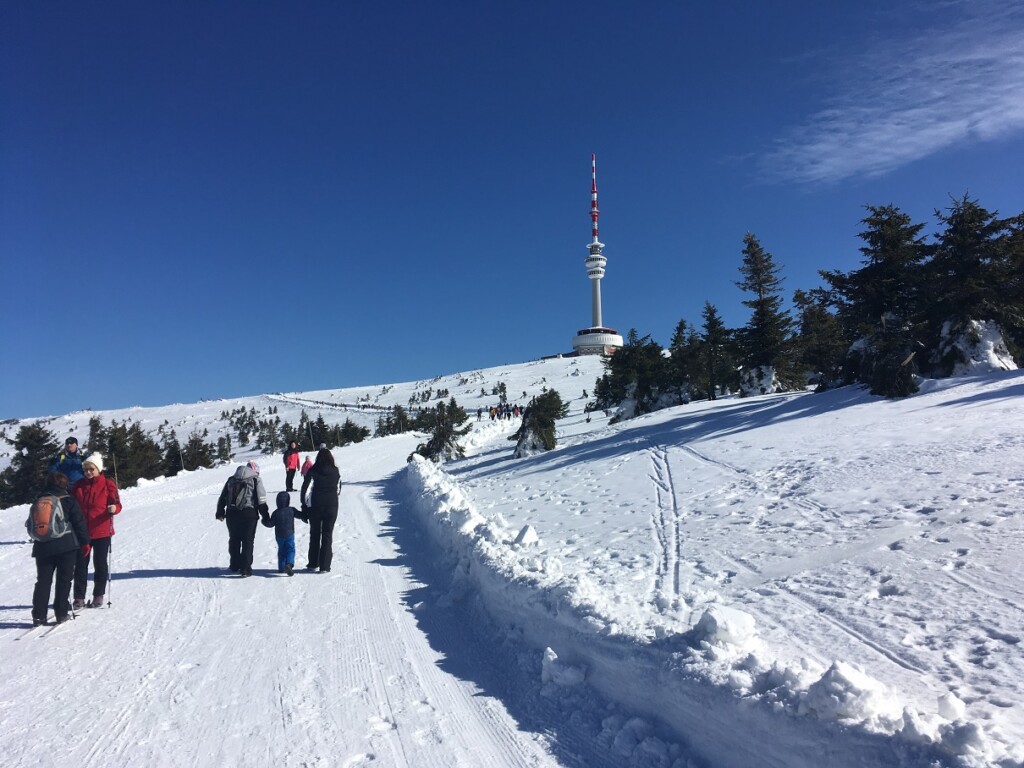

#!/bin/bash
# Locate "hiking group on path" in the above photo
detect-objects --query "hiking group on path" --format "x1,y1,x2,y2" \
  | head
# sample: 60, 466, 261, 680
29, 437, 121, 626
213, 444, 342, 577
28, 437, 341, 626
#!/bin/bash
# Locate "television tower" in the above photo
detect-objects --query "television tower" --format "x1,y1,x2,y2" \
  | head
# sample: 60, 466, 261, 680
571, 154, 623, 355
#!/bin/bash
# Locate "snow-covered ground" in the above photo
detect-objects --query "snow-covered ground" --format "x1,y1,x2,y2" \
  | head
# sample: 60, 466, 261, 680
2, 357, 1023, 767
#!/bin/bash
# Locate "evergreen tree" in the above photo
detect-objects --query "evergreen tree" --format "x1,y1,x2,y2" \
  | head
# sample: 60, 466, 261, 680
86, 416, 107, 455
792, 288, 847, 390
162, 431, 184, 477
217, 435, 232, 463
181, 430, 216, 470
510, 390, 569, 457
925, 195, 1022, 374
735, 233, 797, 393
124, 422, 164, 487
820, 204, 928, 396
339, 418, 370, 444
699, 302, 734, 400
592, 329, 676, 420
411, 398, 471, 463
667, 318, 697, 404
0, 422, 60, 507
104, 421, 131, 486
312, 414, 330, 448
997, 212, 1024, 355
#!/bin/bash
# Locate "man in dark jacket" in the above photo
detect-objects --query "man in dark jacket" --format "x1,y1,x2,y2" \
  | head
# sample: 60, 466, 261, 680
215, 461, 268, 577
31, 471, 90, 626
282, 441, 300, 492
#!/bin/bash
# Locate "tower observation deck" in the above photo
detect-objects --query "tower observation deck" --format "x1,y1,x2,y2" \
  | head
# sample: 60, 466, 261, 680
571, 155, 623, 356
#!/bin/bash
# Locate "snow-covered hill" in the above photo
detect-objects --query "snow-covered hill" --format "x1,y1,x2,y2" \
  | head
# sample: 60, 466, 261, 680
2, 358, 1023, 767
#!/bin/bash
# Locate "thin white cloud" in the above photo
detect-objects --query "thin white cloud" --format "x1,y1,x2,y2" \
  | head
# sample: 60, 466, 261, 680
760, 2, 1024, 185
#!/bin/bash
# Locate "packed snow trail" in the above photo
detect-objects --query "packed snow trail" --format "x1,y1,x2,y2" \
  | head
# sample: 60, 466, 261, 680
0, 436, 561, 768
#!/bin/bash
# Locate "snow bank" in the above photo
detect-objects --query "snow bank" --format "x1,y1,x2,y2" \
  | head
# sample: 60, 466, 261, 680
403, 455, 1013, 768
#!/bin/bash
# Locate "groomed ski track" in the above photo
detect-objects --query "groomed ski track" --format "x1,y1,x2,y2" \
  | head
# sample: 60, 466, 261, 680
0, 435, 563, 768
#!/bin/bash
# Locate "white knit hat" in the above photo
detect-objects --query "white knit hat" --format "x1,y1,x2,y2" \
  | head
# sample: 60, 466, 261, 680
84, 453, 104, 473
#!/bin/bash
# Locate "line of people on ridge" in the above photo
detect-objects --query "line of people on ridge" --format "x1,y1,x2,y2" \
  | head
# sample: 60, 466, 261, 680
478, 404, 523, 421
30, 437, 122, 626
215, 442, 341, 578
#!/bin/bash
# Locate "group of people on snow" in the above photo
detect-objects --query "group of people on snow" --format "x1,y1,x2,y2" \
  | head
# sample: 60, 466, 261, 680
214, 441, 341, 577
29, 435, 341, 626
30, 437, 122, 626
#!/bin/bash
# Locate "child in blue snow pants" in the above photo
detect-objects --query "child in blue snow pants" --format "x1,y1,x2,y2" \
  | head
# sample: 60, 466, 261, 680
261, 491, 303, 575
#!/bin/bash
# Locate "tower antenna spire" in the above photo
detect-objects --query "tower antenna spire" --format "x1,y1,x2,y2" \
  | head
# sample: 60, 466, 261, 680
590, 153, 600, 244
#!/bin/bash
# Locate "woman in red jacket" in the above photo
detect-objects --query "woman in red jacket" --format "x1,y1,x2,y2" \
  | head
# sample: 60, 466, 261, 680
71, 454, 122, 608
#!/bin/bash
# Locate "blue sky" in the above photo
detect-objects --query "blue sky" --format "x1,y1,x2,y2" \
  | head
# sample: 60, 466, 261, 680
3, 1, 1023, 419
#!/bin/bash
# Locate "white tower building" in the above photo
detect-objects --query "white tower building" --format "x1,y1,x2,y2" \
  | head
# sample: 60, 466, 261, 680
571, 154, 623, 355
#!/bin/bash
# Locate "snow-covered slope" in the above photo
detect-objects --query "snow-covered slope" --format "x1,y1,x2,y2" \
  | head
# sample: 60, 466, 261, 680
2, 359, 1023, 767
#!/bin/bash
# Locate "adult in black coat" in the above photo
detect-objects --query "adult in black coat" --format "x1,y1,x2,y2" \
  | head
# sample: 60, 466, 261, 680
299, 448, 341, 572
31, 471, 90, 625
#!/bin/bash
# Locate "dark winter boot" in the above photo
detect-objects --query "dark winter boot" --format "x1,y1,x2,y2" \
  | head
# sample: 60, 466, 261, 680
88, 595, 104, 608
286, 564, 294, 576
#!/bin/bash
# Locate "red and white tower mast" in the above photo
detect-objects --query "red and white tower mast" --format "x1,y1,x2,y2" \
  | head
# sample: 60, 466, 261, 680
572, 154, 622, 355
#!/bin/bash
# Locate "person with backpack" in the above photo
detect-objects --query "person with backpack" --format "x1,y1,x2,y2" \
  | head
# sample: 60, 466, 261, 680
299, 448, 341, 573
49, 436, 88, 486
283, 441, 300, 492
29, 471, 90, 626
71, 454, 122, 609
260, 491, 303, 576
215, 461, 268, 577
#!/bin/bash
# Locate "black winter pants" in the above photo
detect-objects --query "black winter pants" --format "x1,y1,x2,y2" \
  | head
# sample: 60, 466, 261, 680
226, 509, 259, 574
33, 548, 77, 622
307, 509, 338, 571
285, 469, 297, 491
74, 536, 112, 600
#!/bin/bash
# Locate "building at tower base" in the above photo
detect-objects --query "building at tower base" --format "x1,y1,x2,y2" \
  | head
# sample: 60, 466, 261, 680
571, 327, 624, 355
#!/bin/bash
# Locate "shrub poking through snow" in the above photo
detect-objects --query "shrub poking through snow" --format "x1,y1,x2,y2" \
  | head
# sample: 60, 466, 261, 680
510, 389, 569, 457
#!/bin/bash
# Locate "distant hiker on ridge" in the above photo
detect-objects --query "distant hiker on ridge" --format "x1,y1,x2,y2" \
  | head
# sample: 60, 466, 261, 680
215, 461, 268, 577
71, 453, 122, 609
300, 448, 341, 573
283, 441, 300, 492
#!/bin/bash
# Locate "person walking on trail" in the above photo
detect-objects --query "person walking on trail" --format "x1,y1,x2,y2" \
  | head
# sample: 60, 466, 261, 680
300, 455, 313, 477
49, 436, 88, 486
283, 441, 300, 492
215, 461, 268, 577
300, 448, 341, 573
30, 471, 90, 626
261, 491, 302, 576
71, 454, 122, 609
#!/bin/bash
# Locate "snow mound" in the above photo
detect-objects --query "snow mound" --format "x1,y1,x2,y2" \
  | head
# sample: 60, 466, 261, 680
693, 604, 757, 648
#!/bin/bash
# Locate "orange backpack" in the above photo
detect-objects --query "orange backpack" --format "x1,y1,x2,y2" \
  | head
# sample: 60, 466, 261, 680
26, 494, 71, 542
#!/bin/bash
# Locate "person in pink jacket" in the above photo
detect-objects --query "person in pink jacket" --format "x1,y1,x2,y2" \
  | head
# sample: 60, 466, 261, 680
71, 454, 122, 608
300, 455, 313, 477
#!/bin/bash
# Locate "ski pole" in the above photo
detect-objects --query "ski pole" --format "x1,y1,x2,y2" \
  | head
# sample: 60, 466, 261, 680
107, 538, 113, 608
